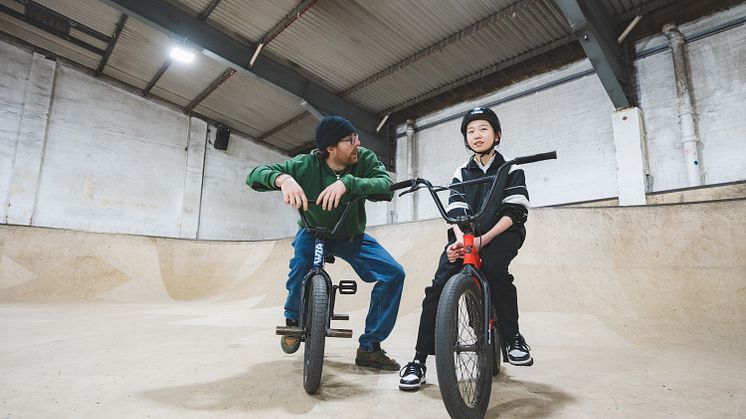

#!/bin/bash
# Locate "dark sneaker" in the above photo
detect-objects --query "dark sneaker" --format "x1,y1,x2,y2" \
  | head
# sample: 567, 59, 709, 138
505, 333, 533, 366
399, 361, 427, 391
280, 319, 301, 354
355, 348, 400, 371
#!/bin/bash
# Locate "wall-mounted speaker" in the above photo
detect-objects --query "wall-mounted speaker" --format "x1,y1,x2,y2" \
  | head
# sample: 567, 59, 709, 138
214, 125, 230, 150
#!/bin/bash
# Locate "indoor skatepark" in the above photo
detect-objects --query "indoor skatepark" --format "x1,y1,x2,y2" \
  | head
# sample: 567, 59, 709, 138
2, 198, 743, 418
2, 0, 745, 417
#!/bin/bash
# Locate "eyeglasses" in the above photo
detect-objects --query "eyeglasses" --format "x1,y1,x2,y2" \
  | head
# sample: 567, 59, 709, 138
341, 133, 360, 145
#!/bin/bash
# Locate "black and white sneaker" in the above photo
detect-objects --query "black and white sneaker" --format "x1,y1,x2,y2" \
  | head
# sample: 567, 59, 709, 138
399, 361, 427, 391
506, 333, 533, 366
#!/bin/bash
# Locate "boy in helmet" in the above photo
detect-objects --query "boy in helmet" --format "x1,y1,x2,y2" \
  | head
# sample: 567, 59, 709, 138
247, 115, 405, 371
399, 106, 532, 391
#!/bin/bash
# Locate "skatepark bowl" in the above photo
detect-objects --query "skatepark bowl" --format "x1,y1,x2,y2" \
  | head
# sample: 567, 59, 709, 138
1, 198, 744, 418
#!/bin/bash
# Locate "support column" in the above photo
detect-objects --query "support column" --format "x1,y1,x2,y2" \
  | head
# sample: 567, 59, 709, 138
5, 53, 56, 225
612, 107, 647, 206
179, 117, 208, 238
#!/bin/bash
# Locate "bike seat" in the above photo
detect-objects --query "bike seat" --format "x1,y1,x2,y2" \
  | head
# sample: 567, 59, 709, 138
324, 254, 336, 264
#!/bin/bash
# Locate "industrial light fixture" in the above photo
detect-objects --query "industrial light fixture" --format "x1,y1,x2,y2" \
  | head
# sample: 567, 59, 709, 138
170, 46, 195, 63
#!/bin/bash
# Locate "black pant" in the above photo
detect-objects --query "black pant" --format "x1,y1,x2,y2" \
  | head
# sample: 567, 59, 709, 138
415, 229, 524, 355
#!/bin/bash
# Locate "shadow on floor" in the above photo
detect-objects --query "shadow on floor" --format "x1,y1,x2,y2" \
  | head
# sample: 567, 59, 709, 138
410, 370, 574, 418
140, 358, 373, 414
485, 373, 575, 418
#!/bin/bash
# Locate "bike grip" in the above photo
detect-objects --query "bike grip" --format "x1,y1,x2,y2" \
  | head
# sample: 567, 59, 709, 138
514, 151, 557, 165
390, 179, 414, 191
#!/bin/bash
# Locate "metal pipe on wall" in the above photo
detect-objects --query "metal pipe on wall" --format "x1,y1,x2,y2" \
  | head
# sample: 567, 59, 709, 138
662, 23, 703, 187
405, 119, 417, 221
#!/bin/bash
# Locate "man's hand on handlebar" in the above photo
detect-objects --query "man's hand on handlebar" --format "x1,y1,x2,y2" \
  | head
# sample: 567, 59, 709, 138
317, 180, 347, 211
278, 175, 309, 211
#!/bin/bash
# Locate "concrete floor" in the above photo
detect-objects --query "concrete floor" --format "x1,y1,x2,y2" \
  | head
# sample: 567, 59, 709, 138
1, 200, 745, 418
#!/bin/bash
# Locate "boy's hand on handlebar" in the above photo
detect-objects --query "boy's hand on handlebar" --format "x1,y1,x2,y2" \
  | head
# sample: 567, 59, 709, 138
317, 180, 347, 211
280, 176, 308, 211
447, 241, 465, 263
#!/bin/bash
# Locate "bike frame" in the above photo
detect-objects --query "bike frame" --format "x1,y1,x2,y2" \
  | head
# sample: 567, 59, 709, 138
296, 200, 356, 339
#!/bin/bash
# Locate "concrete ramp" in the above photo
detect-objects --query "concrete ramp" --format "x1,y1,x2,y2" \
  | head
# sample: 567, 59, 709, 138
1, 200, 744, 418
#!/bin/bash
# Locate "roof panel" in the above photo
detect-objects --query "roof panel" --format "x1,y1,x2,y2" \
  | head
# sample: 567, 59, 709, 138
0, 6, 101, 70
345, 0, 570, 112
151, 53, 229, 107
265, 0, 517, 92
263, 114, 317, 150
194, 71, 305, 146
103, 17, 175, 90
206, 0, 298, 44
35, 0, 121, 35
163, 0, 213, 16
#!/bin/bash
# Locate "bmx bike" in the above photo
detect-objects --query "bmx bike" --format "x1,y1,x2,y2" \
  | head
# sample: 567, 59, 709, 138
391, 151, 556, 418
275, 200, 359, 395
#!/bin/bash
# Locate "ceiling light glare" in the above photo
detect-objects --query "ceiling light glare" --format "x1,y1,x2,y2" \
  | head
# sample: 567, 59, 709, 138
170, 46, 195, 63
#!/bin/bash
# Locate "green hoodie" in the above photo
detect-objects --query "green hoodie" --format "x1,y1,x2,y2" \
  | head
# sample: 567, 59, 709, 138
246, 147, 393, 239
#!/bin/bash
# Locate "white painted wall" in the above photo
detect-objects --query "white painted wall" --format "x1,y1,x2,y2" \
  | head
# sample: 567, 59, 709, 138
200, 127, 297, 240
32, 66, 192, 236
395, 60, 617, 222
636, 4, 746, 191
0, 40, 297, 240
0, 42, 30, 223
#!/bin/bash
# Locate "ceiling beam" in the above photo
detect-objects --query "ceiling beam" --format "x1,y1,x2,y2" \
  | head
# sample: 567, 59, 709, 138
101, 0, 388, 160
143, 58, 171, 96
184, 67, 235, 113
553, 0, 633, 109
198, 0, 222, 21
96, 14, 128, 75
261, 0, 316, 46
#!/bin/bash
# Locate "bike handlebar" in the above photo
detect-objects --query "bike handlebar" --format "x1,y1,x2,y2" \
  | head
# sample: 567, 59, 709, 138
390, 179, 415, 191
297, 200, 356, 238
513, 151, 557, 165
389, 151, 556, 226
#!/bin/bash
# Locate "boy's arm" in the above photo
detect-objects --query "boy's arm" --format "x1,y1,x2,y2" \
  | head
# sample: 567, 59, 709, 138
499, 167, 529, 225
338, 148, 393, 200
475, 167, 529, 249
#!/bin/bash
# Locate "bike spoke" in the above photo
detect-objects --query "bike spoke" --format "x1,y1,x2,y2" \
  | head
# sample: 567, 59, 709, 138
453, 290, 484, 407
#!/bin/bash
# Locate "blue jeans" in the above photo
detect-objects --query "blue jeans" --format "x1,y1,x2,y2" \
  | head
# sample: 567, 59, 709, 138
285, 229, 405, 352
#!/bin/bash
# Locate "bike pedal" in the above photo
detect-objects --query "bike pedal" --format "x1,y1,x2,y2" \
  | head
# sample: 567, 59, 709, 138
326, 328, 353, 338
276, 326, 302, 336
331, 313, 350, 321
337, 280, 357, 295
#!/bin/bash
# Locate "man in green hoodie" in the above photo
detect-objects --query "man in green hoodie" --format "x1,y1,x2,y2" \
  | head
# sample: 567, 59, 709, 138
247, 115, 404, 371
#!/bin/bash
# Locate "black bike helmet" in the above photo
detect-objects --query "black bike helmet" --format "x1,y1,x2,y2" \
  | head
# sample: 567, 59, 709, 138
460, 106, 501, 137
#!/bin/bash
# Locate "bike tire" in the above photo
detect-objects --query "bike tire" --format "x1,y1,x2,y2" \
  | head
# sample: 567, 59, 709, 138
435, 272, 493, 419
303, 274, 328, 394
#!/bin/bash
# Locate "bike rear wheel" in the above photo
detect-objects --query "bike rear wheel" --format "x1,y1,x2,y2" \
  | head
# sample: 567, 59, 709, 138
303, 274, 328, 394
435, 272, 493, 419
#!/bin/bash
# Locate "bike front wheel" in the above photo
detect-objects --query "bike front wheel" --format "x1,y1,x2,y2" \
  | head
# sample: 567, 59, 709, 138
303, 274, 328, 394
435, 272, 493, 419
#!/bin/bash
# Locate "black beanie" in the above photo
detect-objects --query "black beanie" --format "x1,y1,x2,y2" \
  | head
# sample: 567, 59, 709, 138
314, 115, 355, 150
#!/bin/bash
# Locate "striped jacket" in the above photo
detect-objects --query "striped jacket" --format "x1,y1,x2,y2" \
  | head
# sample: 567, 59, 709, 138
445, 152, 529, 237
